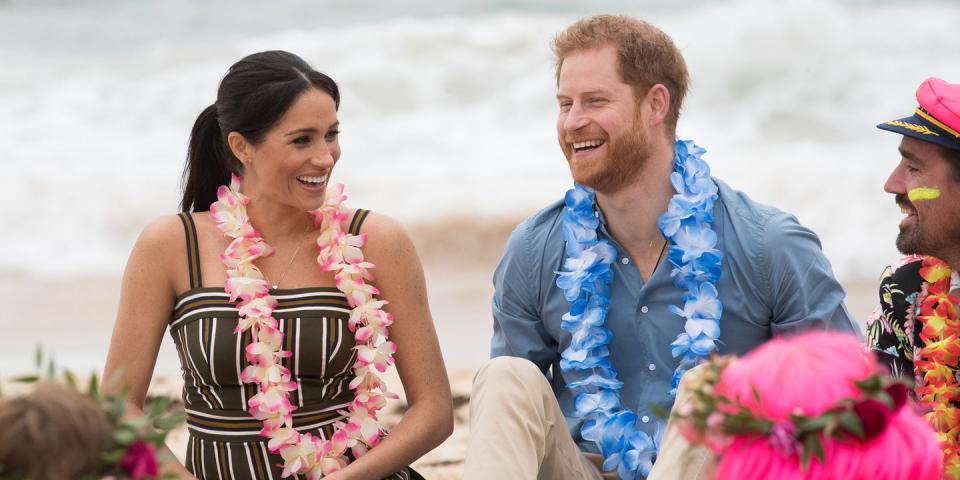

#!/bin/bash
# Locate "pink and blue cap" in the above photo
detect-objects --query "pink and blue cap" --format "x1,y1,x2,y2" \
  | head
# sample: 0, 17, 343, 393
878, 77, 960, 151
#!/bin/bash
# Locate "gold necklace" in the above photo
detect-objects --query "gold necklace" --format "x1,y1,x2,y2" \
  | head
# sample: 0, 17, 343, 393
270, 221, 312, 290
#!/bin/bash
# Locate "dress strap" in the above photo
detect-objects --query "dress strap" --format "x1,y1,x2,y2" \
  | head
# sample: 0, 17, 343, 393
178, 212, 203, 290
348, 209, 371, 236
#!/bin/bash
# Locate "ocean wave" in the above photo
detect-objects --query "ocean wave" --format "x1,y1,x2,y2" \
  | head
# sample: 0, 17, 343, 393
2, 0, 959, 279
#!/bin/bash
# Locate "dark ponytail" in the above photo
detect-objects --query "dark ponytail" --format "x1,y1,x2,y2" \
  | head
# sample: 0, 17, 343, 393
179, 51, 340, 212
180, 104, 237, 212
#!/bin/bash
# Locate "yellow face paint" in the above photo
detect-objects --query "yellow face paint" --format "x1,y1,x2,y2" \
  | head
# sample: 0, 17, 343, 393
908, 187, 941, 202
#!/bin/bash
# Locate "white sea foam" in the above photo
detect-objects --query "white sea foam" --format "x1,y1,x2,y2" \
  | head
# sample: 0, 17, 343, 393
2, 0, 959, 281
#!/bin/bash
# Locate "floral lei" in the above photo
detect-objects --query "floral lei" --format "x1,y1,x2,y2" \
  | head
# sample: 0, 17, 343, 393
913, 256, 960, 478
673, 353, 911, 467
211, 175, 397, 478
556, 139, 723, 479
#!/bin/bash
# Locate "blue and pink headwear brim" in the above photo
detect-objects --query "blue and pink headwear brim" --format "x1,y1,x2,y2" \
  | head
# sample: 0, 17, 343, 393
878, 77, 960, 151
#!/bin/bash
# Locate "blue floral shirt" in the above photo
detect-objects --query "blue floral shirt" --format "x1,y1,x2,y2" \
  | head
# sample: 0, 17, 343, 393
490, 178, 860, 450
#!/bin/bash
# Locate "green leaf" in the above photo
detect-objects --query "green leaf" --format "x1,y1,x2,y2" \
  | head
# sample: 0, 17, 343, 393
87, 372, 100, 399
156, 413, 185, 431
794, 415, 830, 435
109, 396, 127, 418
34, 345, 43, 369
63, 369, 78, 389
838, 411, 865, 439
147, 396, 172, 418
102, 448, 126, 464
46, 357, 56, 379
122, 416, 150, 428
854, 375, 882, 393
146, 431, 168, 445
803, 433, 825, 467
12, 374, 39, 383
104, 367, 126, 391
113, 428, 137, 446
875, 390, 894, 409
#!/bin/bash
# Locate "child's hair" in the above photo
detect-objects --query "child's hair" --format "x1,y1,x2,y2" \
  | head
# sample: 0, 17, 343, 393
0, 382, 113, 479
711, 331, 942, 480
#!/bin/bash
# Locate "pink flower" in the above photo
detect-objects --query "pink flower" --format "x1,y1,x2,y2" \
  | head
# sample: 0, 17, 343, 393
768, 421, 801, 458
703, 412, 732, 452
224, 237, 273, 265
675, 418, 702, 444
885, 382, 909, 411
339, 261, 375, 281
348, 300, 389, 330
350, 390, 398, 416
210, 178, 258, 239
279, 433, 320, 477
317, 438, 349, 476
338, 410, 383, 458
339, 234, 367, 265
337, 277, 380, 307
212, 179, 395, 478
853, 398, 893, 438
225, 276, 269, 302
241, 361, 292, 388
355, 341, 397, 373
234, 311, 278, 334
248, 388, 297, 426
349, 365, 390, 392
245, 340, 290, 365
267, 427, 300, 453
118, 441, 159, 480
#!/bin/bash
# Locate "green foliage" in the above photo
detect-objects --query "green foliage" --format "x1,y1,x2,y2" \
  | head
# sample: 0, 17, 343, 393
671, 354, 908, 472
5, 348, 185, 480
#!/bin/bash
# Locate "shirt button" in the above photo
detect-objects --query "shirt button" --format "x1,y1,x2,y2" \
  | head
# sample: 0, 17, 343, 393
641, 305, 649, 314
621, 257, 630, 265
648, 363, 656, 371
641, 416, 650, 423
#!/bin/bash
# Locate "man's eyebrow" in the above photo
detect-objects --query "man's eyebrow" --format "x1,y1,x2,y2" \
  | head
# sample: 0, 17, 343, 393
898, 147, 916, 160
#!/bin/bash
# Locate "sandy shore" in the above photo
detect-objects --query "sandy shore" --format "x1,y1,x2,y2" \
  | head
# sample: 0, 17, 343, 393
1, 216, 880, 479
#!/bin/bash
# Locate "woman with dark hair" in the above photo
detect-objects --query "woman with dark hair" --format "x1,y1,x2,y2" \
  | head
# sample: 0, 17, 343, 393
103, 50, 452, 479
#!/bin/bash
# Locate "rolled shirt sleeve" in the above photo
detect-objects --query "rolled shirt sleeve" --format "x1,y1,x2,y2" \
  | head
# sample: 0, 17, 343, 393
760, 212, 861, 336
490, 220, 559, 374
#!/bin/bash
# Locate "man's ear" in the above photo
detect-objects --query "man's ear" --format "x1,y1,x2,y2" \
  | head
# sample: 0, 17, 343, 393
643, 84, 671, 128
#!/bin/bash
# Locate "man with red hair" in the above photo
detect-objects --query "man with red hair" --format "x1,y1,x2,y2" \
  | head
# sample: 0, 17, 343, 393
464, 14, 858, 480
866, 77, 960, 475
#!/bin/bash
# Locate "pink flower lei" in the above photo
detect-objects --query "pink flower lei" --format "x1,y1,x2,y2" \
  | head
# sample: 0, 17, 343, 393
210, 175, 397, 478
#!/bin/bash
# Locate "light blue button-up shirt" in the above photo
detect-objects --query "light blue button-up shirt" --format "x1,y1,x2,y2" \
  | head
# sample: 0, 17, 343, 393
490, 178, 860, 450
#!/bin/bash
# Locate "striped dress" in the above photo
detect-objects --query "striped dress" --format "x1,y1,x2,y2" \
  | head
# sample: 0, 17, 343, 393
172, 211, 417, 480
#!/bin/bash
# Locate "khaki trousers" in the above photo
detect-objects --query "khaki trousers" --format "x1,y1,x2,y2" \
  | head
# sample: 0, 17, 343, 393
646, 365, 712, 480
463, 357, 712, 480
463, 356, 609, 480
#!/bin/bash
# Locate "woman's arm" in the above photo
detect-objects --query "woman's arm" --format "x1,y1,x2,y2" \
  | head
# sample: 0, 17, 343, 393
329, 213, 454, 479
101, 215, 196, 478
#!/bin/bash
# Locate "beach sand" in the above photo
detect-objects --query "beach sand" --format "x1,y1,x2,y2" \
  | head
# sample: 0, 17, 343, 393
2, 216, 879, 479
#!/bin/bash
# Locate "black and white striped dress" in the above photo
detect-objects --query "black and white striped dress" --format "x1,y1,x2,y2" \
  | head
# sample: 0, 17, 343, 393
172, 211, 417, 480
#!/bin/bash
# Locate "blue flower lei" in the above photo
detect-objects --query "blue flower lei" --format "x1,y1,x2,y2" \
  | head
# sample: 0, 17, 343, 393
555, 139, 723, 479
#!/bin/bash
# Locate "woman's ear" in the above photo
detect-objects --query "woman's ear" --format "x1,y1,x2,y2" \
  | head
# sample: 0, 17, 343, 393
227, 131, 252, 166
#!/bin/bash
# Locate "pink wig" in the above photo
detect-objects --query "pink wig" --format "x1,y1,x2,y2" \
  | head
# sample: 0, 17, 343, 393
711, 331, 941, 480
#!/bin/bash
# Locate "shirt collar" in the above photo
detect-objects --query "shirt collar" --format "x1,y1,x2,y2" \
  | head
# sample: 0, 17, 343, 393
593, 198, 613, 236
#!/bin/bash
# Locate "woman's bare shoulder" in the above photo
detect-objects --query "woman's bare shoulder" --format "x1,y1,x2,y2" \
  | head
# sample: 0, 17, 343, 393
136, 214, 188, 252
355, 210, 406, 238
353, 211, 418, 266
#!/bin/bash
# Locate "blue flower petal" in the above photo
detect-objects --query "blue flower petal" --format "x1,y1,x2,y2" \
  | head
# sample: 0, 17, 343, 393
556, 139, 721, 480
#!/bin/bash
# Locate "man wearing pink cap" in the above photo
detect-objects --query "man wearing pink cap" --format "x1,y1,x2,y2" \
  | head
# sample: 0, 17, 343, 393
866, 77, 960, 474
